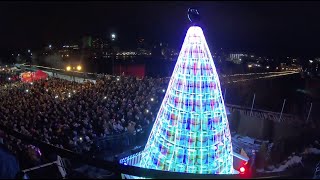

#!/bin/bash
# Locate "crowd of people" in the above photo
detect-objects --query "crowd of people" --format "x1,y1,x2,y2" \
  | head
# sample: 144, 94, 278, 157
0, 68, 19, 86
0, 68, 169, 169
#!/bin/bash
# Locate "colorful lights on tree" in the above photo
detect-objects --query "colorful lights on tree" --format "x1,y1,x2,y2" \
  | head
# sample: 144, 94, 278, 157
138, 25, 234, 174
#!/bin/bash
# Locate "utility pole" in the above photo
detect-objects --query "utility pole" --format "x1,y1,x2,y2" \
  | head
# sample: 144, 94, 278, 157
279, 99, 286, 123
250, 93, 256, 116
306, 102, 313, 124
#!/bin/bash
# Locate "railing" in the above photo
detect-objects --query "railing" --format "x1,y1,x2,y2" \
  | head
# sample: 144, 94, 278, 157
0, 122, 303, 179
75, 124, 152, 156
118, 151, 249, 172
119, 151, 144, 166
75, 103, 303, 163
225, 104, 300, 125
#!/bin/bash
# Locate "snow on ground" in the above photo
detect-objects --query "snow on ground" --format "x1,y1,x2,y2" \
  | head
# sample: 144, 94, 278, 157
265, 156, 303, 173
257, 147, 320, 173
302, 148, 320, 155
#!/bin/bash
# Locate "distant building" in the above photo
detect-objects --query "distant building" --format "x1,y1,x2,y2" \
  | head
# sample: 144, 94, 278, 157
228, 53, 248, 64
62, 45, 79, 50
58, 45, 79, 59
135, 38, 152, 56
151, 42, 163, 58
92, 38, 103, 49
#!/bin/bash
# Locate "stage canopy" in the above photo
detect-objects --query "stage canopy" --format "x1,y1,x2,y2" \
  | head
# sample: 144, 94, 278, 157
20, 70, 48, 83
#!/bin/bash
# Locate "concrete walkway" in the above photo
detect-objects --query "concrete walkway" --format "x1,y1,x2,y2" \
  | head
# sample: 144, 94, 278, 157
43, 71, 96, 84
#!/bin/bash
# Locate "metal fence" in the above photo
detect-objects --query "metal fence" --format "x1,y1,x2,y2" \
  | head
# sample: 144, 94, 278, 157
74, 124, 153, 156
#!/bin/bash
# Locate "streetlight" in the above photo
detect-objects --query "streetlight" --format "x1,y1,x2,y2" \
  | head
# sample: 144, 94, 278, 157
110, 33, 116, 75
76, 65, 82, 71
66, 65, 74, 82
76, 65, 82, 82
111, 33, 116, 41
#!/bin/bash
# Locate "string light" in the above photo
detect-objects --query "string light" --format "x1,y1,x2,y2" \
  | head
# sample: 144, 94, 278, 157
138, 26, 233, 174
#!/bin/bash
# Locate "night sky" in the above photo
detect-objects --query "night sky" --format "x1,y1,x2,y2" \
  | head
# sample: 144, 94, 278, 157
1, 1, 320, 57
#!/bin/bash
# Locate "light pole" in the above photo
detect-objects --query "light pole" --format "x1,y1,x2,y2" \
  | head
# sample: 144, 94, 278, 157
66, 65, 82, 83
76, 65, 82, 71
76, 65, 82, 83
110, 33, 116, 75
66, 65, 73, 82
112, 54, 115, 75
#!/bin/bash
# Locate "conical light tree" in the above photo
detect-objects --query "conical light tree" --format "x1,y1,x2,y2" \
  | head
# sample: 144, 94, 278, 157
139, 25, 233, 174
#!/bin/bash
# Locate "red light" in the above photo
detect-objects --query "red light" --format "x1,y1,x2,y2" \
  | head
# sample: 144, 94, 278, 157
240, 167, 246, 173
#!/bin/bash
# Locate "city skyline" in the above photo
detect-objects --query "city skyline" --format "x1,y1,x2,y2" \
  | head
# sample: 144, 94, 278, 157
1, 1, 320, 57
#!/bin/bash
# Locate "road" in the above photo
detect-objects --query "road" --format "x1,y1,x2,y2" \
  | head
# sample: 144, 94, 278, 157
220, 71, 300, 84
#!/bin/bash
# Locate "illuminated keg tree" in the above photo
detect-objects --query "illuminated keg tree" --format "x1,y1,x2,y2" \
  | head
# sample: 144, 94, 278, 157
138, 9, 233, 174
